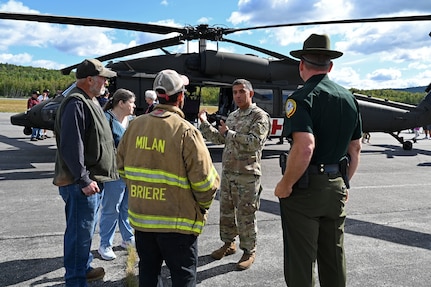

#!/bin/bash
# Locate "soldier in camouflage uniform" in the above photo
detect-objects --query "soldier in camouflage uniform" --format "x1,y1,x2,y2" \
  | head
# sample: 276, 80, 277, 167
198, 79, 271, 270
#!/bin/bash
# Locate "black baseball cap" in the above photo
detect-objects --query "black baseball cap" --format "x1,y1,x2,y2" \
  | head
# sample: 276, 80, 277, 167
76, 59, 117, 79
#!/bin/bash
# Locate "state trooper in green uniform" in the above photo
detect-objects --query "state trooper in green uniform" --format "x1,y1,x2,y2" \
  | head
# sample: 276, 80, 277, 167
275, 34, 362, 287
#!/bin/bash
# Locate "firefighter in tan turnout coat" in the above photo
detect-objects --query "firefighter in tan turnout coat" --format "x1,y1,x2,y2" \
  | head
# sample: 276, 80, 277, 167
117, 69, 220, 286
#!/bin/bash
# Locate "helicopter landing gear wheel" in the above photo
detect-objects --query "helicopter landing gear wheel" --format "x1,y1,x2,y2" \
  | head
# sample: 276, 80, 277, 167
403, 141, 413, 150
389, 132, 414, 150
23, 126, 32, 135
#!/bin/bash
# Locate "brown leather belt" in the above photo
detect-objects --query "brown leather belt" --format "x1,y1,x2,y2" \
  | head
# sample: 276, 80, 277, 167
308, 164, 339, 175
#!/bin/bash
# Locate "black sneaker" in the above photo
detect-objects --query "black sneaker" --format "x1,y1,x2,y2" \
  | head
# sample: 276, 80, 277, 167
86, 267, 105, 282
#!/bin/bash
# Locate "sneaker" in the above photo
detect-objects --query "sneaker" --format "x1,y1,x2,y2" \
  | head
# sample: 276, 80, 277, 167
236, 252, 256, 270
36, 136, 44, 140
98, 246, 116, 260
210, 242, 236, 260
86, 267, 105, 282
121, 238, 135, 249
44, 134, 51, 138
30, 137, 38, 141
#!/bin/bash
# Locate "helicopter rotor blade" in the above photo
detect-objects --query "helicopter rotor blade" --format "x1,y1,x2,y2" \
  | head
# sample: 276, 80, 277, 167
60, 36, 183, 75
0, 12, 185, 34
221, 38, 288, 59
223, 15, 431, 35
160, 47, 172, 55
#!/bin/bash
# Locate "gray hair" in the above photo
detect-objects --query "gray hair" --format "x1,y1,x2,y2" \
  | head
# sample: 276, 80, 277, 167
145, 90, 157, 100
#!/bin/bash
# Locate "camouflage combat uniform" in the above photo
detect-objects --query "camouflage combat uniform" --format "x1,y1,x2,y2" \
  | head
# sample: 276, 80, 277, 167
200, 103, 271, 254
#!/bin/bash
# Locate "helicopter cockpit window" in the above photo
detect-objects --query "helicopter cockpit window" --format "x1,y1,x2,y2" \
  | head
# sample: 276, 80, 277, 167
253, 89, 273, 115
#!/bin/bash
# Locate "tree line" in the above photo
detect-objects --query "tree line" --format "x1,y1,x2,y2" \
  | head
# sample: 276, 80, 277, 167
350, 88, 428, 105
0, 62, 427, 105
0, 63, 75, 98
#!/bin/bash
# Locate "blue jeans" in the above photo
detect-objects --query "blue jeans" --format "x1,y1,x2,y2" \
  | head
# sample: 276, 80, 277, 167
99, 179, 134, 247
59, 183, 102, 287
135, 231, 198, 287
31, 127, 41, 139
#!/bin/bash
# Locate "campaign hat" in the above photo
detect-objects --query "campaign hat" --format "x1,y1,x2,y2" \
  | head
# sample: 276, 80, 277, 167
290, 34, 343, 59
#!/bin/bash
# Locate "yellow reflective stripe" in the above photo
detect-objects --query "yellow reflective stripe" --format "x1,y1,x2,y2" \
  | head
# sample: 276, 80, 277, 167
128, 210, 204, 234
123, 166, 190, 189
118, 169, 125, 177
199, 199, 213, 209
190, 166, 219, 192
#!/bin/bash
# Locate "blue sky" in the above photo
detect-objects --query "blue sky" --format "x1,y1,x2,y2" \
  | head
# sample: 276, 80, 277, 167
0, 0, 430, 89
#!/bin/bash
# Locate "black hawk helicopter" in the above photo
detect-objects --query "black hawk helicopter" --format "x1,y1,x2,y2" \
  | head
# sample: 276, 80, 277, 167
2, 12, 431, 150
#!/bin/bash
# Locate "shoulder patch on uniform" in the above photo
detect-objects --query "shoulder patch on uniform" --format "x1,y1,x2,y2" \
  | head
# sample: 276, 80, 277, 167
285, 99, 296, 118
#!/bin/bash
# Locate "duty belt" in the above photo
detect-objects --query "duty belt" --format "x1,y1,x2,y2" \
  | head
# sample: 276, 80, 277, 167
308, 164, 340, 175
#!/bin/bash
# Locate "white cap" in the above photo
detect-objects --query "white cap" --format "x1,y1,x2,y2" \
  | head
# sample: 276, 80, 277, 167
153, 69, 189, 99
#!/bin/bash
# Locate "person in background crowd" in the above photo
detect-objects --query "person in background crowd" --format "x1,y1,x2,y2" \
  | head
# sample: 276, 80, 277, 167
422, 124, 431, 139
27, 90, 43, 141
117, 69, 220, 286
97, 89, 110, 108
274, 34, 362, 287
97, 88, 136, 261
55, 89, 63, 98
144, 89, 158, 113
53, 58, 118, 286
361, 132, 371, 144
413, 126, 421, 140
38, 89, 51, 139
198, 78, 271, 271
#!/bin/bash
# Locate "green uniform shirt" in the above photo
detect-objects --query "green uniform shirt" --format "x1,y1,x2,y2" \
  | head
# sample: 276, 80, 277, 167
284, 74, 362, 164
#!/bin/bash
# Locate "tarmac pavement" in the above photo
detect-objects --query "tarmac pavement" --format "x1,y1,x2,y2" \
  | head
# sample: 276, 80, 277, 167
1, 111, 431, 286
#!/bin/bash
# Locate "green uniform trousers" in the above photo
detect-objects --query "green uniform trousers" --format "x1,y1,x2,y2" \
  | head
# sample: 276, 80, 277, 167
279, 172, 347, 287
219, 171, 262, 253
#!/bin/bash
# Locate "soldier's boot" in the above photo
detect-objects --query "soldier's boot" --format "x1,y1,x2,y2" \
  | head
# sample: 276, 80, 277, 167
210, 242, 236, 260
236, 252, 256, 270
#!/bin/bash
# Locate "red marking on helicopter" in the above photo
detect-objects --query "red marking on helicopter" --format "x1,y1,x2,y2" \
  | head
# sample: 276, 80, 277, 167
270, 118, 284, 137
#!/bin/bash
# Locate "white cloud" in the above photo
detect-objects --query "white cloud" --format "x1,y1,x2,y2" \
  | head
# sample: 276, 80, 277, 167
367, 68, 402, 81
52, 25, 127, 57
0, 0, 37, 13
197, 17, 211, 24
0, 52, 62, 69
32, 59, 62, 69
0, 52, 32, 64
225, 0, 431, 88
0, 0, 430, 89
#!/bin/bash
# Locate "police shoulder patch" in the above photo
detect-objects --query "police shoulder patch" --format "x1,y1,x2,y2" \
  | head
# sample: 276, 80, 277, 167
285, 99, 296, 118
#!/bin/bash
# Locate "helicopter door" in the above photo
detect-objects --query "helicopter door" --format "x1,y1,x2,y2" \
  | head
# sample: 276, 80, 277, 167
183, 85, 201, 123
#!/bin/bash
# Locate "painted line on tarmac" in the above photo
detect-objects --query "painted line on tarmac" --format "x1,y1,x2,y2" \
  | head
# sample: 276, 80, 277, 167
354, 183, 428, 189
